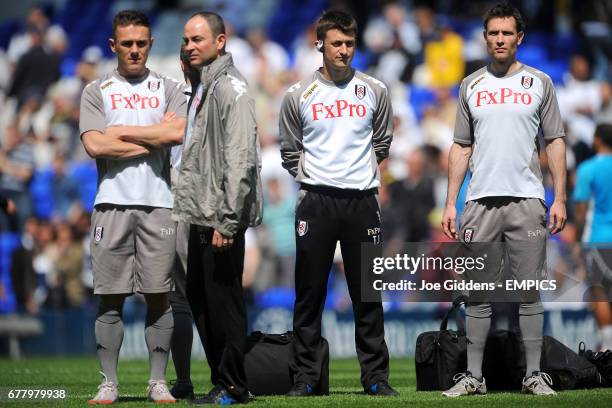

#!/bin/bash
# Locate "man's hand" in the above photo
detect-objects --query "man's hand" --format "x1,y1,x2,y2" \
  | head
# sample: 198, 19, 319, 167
548, 200, 567, 235
442, 204, 458, 240
212, 229, 234, 252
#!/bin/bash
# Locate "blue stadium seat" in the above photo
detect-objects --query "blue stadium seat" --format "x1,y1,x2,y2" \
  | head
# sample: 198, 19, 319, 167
0, 232, 20, 313
408, 86, 437, 122
548, 34, 582, 61
61, 57, 78, 77
268, 0, 330, 50
517, 44, 547, 67
69, 161, 98, 213
29, 169, 54, 220
0, 19, 21, 50
255, 287, 294, 309
539, 61, 568, 85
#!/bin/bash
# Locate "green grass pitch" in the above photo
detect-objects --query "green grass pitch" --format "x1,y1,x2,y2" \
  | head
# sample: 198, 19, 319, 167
0, 357, 611, 407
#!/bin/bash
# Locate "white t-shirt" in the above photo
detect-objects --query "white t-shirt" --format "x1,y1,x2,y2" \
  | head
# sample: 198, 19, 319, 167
80, 69, 186, 207
454, 64, 564, 201
279, 69, 393, 190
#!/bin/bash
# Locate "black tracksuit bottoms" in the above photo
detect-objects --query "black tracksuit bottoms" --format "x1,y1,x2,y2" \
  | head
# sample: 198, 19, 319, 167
186, 225, 248, 398
291, 184, 390, 389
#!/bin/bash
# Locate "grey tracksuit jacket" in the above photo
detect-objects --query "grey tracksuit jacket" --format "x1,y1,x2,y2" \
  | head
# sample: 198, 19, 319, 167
172, 53, 263, 237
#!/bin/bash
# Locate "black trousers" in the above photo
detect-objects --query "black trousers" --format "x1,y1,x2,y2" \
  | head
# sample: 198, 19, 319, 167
186, 225, 248, 398
291, 185, 390, 389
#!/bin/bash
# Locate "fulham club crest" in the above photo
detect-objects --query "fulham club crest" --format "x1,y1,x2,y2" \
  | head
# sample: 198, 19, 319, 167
94, 226, 104, 243
521, 76, 533, 89
297, 220, 308, 237
148, 80, 160, 92
463, 228, 474, 244
355, 84, 366, 99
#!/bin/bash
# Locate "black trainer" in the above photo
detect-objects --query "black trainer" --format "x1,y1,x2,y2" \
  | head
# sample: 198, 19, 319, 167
366, 380, 399, 396
286, 382, 314, 397
207, 385, 224, 399
169, 379, 194, 400
190, 386, 249, 405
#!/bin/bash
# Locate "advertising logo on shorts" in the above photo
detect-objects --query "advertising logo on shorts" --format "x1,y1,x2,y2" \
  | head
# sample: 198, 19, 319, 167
355, 84, 366, 100
463, 228, 474, 244
297, 220, 308, 237
148, 80, 160, 92
521, 76, 533, 89
94, 226, 103, 243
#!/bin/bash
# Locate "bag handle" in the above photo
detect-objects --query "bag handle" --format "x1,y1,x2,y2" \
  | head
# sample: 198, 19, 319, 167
440, 296, 466, 333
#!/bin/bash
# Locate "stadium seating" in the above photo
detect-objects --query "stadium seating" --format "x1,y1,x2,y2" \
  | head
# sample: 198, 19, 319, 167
0, 232, 20, 313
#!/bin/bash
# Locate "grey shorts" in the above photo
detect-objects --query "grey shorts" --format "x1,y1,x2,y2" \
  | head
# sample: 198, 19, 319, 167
459, 197, 547, 293
585, 247, 612, 300
91, 205, 177, 295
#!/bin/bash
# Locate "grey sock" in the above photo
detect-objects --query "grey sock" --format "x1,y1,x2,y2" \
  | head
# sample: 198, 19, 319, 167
95, 308, 124, 384
466, 314, 491, 380
145, 306, 174, 381
170, 303, 193, 383
519, 312, 544, 376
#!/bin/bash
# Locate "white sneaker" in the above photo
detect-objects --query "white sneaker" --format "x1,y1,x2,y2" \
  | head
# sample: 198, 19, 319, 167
88, 372, 118, 405
442, 372, 487, 397
522, 371, 557, 395
147, 379, 176, 404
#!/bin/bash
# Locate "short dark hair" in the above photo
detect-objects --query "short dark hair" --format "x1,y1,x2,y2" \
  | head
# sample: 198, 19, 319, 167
595, 123, 612, 148
483, 3, 525, 33
189, 11, 226, 38
112, 10, 150, 38
316, 10, 358, 41
180, 46, 190, 66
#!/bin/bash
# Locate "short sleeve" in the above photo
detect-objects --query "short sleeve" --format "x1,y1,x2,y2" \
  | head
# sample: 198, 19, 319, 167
539, 75, 565, 140
79, 81, 106, 135
453, 80, 473, 144
164, 77, 188, 117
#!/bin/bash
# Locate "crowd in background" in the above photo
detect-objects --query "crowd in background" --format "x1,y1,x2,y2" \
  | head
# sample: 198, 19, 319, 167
0, 0, 611, 314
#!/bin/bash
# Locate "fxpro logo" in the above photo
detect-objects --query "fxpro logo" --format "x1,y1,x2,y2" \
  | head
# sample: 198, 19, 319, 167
475, 88, 532, 107
110, 93, 160, 110
311, 100, 367, 121
527, 228, 545, 238
160, 227, 175, 237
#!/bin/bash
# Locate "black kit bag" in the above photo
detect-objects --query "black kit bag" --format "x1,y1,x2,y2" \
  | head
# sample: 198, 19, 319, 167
244, 331, 330, 396
482, 329, 525, 390
538, 339, 603, 389
415, 298, 602, 391
579, 343, 612, 387
415, 297, 468, 391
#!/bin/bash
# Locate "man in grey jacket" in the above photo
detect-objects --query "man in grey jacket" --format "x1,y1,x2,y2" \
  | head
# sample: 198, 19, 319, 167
173, 11, 263, 406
